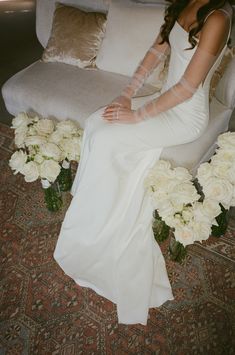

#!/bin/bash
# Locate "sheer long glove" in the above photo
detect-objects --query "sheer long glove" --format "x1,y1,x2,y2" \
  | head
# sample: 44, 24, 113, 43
105, 33, 170, 112
121, 34, 170, 100
109, 95, 131, 110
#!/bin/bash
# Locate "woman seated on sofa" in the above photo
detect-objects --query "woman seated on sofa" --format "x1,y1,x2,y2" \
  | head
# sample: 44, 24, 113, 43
54, 0, 233, 325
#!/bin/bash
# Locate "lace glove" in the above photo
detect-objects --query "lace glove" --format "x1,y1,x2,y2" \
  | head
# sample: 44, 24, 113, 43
103, 10, 230, 124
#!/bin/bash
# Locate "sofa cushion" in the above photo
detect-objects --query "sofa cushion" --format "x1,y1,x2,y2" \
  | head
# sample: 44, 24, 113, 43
1, 61, 138, 127
36, 0, 110, 48
42, 3, 107, 68
95, 0, 165, 79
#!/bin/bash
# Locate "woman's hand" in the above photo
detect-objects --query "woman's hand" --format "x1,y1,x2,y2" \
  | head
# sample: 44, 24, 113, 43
102, 105, 140, 124
110, 95, 131, 109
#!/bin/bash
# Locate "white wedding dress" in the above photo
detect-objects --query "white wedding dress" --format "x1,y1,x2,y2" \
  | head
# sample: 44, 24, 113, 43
54, 11, 231, 325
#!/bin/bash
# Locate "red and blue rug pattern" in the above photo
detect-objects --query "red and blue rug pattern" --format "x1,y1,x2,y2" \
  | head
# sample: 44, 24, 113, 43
0, 123, 235, 354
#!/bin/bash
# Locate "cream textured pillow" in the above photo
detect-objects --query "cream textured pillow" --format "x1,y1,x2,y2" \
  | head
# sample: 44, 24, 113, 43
42, 3, 107, 68
95, 0, 165, 78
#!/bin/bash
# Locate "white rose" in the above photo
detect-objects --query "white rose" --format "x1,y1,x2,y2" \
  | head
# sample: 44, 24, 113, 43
9, 150, 27, 174
151, 160, 173, 179
217, 132, 235, 149
25, 135, 47, 147
152, 177, 178, 197
213, 161, 235, 184
201, 199, 221, 222
212, 161, 232, 180
36, 119, 54, 136
192, 200, 219, 225
48, 130, 64, 144
59, 136, 81, 162
202, 176, 233, 209
227, 165, 235, 185
40, 142, 62, 161
21, 161, 40, 182
56, 120, 78, 137
174, 225, 195, 246
11, 112, 30, 129
173, 166, 192, 182
164, 216, 178, 228
197, 162, 214, 186
40, 160, 61, 182
211, 150, 235, 166
191, 221, 211, 243
170, 183, 200, 205
152, 191, 168, 209
157, 200, 176, 220
14, 125, 28, 148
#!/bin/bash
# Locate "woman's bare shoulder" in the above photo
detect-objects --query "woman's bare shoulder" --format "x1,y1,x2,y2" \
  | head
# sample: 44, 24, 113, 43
204, 8, 231, 28
198, 8, 231, 54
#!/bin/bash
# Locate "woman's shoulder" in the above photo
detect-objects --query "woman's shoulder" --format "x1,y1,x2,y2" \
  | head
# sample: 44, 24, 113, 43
198, 6, 231, 55
204, 3, 232, 27
202, 5, 232, 36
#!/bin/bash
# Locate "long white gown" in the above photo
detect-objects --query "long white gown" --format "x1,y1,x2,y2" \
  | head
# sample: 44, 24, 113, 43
53, 18, 230, 325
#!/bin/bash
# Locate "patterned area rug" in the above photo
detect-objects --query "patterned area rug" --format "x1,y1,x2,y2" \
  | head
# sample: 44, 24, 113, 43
0, 122, 235, 355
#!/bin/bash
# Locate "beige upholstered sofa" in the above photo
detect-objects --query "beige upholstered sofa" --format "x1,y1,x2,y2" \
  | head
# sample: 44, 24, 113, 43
2, 0, 235, 174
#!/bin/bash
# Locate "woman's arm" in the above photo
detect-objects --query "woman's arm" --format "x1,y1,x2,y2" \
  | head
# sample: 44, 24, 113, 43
103, 10, 230, 123
109, 33, 170, 109
121, 34, 170, 99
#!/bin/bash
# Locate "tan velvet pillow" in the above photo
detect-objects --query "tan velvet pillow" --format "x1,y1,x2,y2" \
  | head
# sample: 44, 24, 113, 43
42, 3, 107, 68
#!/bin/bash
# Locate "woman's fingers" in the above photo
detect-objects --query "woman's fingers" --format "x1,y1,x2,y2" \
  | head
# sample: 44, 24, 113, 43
103, 107, 120, 118
102, 107, 136, 123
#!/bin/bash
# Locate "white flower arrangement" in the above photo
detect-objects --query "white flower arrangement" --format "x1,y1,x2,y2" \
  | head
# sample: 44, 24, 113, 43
9, 112, 83, 187
145, 131, 235, 247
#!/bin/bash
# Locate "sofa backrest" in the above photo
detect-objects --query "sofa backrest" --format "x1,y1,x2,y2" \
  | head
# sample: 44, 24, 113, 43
36, 0, 110, 48
36, 0, 167, 49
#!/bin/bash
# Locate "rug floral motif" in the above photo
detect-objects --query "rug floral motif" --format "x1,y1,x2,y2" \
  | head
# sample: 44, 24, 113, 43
0, 122, 234, 354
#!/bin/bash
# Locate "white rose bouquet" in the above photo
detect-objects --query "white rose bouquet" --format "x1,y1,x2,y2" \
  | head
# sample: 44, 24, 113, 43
145, 161, 221, 249
145, 131, 235, 262
9, 112, 83, 211
196, 131, 235, 236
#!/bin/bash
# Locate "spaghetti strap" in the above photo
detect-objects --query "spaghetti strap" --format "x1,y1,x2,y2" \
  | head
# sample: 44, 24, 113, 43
204, 8, 231, 23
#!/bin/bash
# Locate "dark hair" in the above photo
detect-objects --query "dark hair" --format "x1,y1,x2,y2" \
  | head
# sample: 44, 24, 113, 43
160, 0, 233, 49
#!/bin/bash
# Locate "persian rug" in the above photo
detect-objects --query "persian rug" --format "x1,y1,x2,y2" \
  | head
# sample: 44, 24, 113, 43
0, 122, 234, 355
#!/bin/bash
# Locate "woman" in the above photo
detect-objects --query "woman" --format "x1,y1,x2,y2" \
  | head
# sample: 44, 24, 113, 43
54, 0, 233, 325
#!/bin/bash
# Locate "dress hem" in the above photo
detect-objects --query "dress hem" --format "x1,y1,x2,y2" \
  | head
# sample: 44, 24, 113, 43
73, 275, 175, 325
